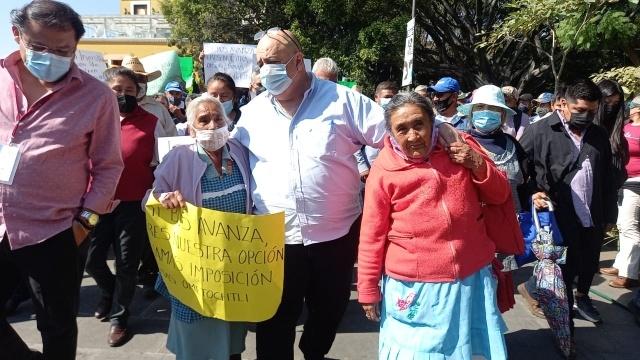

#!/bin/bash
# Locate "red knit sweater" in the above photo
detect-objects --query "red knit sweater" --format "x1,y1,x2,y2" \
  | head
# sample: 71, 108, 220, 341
114, 106, 158, 201
357, 134, 510, 304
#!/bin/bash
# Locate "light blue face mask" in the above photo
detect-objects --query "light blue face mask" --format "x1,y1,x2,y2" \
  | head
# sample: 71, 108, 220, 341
472, 109, 502, 134
221, 99, 234, 115
259, 55, 296, 96
24, 48, 73, 82
379, 98, 392, 109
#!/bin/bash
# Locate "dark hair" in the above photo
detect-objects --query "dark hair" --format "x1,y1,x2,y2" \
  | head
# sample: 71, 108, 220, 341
564, 79, 602, 103
11, 0, 85, 41
384, 92, 435, 130
103, 67, 141, 92
554, 85, 566, 102
206, 72, 237, 91
596, 79, 628, 162
376, 81, 399, 96
206, 72, 238, 109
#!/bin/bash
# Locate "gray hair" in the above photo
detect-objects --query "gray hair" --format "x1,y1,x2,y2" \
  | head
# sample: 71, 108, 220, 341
11, 0, 85, 41
312, 57, 339, 77
384, 92, 435, 131
185, 94, 230, 127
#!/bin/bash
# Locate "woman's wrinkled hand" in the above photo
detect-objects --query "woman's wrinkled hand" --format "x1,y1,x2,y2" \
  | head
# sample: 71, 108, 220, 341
362, 303, 380, 322
159, 191, 186, 209
447, 141, 485, 171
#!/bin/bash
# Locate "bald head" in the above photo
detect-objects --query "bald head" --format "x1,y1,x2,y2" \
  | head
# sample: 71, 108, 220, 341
256, 29, 301, 61
256, 29, 309, 100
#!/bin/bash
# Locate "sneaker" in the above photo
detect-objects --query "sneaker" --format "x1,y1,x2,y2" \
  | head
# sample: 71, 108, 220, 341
574, 295, 602, 323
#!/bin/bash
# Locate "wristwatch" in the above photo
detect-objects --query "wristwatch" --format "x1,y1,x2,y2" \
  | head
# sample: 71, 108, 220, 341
76, 209, 99, 229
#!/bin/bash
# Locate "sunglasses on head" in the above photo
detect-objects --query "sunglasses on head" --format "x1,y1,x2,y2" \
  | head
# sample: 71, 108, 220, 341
254, 27, 302, 52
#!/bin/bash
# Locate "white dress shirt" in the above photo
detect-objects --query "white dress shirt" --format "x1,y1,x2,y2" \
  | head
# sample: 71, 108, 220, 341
232, 74, 386, 245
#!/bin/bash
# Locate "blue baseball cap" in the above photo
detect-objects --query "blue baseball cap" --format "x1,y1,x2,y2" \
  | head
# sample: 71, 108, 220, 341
533, 92, 554, 104
164, 81, 184, 93
428, 77, 460, 93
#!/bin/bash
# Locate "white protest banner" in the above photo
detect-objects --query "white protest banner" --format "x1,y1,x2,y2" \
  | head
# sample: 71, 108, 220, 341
141, 51, 183, 96
75, 50, 106, 81
157, 136, 196, 162
402, 18, 415, 87
204, 43, 257, 88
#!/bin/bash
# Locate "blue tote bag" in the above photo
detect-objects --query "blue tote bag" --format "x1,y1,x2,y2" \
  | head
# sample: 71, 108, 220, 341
515, 201, 564, 267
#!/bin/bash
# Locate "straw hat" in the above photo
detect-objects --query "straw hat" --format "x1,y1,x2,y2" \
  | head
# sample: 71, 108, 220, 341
121, 55, 161, 82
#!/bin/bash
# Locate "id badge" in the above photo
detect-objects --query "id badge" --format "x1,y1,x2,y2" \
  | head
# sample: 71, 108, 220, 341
0, 143, 21, 185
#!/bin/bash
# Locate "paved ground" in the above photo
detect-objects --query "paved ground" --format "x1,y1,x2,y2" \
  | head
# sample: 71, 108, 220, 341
8, 243, 640, 359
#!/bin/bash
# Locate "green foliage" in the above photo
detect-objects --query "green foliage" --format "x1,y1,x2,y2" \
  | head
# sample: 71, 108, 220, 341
591, 66, 640, 97
160, 0, 410, 95
487, 0, 639, 90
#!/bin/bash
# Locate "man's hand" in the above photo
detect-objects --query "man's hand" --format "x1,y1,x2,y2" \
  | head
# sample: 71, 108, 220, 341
72, 220, 90, 247
362, 303, 380, 322
159, 191, 186, 209
360, 169, 370, 183
168, 104, 183, 115
437, 122, 463, 148
532, 192, 550, 210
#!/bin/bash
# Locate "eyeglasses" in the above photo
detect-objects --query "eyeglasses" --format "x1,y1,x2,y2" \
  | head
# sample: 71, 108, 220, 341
20, 34, 75, 58
254, 27, 302, 52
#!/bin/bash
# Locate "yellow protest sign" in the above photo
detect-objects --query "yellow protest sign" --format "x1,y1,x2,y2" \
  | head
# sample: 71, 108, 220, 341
145, 196, 284, 321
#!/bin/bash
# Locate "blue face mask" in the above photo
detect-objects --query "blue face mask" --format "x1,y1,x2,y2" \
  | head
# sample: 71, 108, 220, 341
379, 98, 391, 109
221, 99, 234, 115
24, 48, 73, 82
472, 109, 502, 134
259, 55, 297, 96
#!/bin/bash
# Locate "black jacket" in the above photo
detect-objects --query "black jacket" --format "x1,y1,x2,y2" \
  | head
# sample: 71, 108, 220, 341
519, 112, 618, 246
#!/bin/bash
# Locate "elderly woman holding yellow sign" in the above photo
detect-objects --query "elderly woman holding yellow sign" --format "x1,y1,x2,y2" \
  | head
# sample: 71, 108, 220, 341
149, 93, 252, 360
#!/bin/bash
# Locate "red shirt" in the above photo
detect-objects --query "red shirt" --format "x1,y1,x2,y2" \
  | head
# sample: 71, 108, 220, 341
115, 106, 157, 201
625, 122, 640, 178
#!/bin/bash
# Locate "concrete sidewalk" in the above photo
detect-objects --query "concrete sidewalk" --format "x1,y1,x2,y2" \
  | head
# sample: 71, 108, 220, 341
8, 247, 640, 359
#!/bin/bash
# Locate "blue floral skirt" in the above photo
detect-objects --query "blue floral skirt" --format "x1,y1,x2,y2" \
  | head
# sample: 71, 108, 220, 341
379, 266, 508, 360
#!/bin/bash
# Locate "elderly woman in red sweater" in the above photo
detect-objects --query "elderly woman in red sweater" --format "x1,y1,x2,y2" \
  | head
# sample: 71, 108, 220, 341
358, 92, 510, 359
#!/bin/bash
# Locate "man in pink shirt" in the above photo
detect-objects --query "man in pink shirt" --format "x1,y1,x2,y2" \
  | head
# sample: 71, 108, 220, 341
0, 1, 123, 359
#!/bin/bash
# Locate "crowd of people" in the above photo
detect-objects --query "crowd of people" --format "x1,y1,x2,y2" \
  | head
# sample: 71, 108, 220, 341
1, 1, 640, 360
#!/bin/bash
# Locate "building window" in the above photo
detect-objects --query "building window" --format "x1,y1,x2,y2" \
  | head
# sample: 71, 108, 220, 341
130, 1, 151, 16
134, 5, 148, 15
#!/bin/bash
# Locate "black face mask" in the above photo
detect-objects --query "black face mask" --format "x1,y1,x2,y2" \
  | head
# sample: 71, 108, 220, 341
568, 111, 594, 131
168, 95, 182, 106
518, 103, 529, 113
434, 95, 453, 113
117, 94, 138, 113
604, 103, 620, 120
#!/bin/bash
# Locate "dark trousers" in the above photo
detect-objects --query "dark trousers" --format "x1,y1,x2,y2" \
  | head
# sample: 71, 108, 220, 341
561, 226, 603, 331
0, 228, 86, 360
256, 219, 360, 360
85, 201, 146, 327
138, 235, 158, 285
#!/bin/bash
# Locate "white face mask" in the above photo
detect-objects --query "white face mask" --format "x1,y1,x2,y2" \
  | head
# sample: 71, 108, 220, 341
195, 126, 229, 152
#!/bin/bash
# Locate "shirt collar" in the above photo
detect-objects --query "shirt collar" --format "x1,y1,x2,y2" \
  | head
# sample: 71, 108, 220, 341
196, 142, 233, 177
268, 72, 315, 119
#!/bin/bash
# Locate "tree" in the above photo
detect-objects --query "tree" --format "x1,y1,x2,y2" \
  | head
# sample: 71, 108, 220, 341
412, 0, 553, 92
486, 0, 639, 92
160, 0, 411, 94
